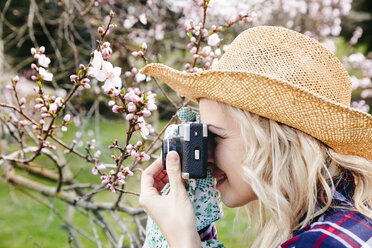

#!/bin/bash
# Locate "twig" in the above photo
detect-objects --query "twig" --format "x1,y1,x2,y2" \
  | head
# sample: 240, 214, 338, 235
114, 187, 140, 197
4, 171, 144, 215
88, 212, 102, 248
192, 1, 208, 68
73, 185, 106, 204
16, 187, 96, 243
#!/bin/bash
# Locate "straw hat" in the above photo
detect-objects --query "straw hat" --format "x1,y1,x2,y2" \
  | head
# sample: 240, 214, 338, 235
140, 26, 372, 160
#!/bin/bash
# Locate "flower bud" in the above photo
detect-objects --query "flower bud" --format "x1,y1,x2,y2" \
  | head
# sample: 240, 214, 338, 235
31, 47, 37, 55
98, 26, 104, 34
41, 113, 50, 118
141, 109, 151, 117
126, 144, 133, 151
83, 83, 91, 89
40, 106, 47, 113
125, 71, 132, 77
31, 75, 38, 81
20, 97, 26, 105
126, 113, 134, 121
63, 114, 71, 123
103, 42, 110, 48
112, 105, 123, 113
92, 167, 98, 175
141, 42, 147, 52
70, 74, 78, 82
13, 75, 19, 84
97, 163, 105, 171
127, 102, 137, 112
61, 126, 68, 132
39, 46, 45, 54
31, 63, 38, 71
79, 64, 85, 70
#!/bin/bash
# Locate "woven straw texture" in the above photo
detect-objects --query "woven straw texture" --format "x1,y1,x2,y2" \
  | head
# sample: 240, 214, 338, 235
140, 26, 372, 160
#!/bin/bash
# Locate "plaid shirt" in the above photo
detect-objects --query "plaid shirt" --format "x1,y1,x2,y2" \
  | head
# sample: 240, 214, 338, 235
280, 175, 372, 248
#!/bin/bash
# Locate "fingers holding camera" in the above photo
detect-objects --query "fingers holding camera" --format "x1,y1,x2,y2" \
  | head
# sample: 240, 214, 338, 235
165, 151, 186, 192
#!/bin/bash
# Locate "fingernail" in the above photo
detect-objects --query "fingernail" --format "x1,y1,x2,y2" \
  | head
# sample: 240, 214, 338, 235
168, 152, 179, 163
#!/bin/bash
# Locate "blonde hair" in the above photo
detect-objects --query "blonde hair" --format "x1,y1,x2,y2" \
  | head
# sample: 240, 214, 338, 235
223, 103, 372, 248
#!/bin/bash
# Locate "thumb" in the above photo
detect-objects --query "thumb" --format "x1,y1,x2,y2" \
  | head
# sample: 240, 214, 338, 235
166, 151, 185, 191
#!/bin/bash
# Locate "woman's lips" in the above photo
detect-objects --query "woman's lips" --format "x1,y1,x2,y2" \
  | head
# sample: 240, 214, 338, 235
213, 173, 227, 188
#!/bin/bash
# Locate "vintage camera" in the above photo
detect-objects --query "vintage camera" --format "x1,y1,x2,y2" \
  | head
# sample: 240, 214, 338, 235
162, 123, 208, 179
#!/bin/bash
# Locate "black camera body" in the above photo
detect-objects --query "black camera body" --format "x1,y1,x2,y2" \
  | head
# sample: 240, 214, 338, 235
162, 123, 208, 179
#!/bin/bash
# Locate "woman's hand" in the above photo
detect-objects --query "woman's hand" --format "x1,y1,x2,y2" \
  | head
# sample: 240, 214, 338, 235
139, 151, 201, 248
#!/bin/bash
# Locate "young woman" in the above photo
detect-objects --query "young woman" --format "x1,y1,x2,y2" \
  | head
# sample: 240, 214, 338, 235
139, 26, 372, 247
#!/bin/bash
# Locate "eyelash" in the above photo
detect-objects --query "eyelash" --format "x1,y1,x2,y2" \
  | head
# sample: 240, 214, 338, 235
209, 131, 222, 141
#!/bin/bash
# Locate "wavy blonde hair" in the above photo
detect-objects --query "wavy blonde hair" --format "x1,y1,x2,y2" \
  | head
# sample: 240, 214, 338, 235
223, 103, 372, 248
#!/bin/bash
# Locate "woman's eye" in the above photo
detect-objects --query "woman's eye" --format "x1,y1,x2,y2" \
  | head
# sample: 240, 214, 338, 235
208, 132, 220, 143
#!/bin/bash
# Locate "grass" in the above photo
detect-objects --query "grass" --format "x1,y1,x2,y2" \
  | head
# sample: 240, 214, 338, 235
0, 117, 251, 247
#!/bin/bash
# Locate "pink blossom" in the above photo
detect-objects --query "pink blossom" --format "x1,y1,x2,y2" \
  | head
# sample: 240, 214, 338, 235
19, 97, 26, 105
39, 46, 45, 54
123, 15, 137, 29
112, 105, 123, 113
136, 151, 150, 162
19, 120, 31, 126
126, 144, 133, 152
82, 78, 90, 84
139, 13, 147, 25
207, 33, 220, 46
102, 47, 112, 59
98, 26, 104, 34
38, 67, 53, 81
141, 109, 151, 117
83, 83, 91, 89
95, 150, 101, 159
135, 73, 146, 82
97, 163, 105, 171
92, 167, 98, 175
126, 113, 134, 121
31, 63, 38, 71
49, 103, 58, 114
136, 117, 149, 139
55, 97, 64, 107
40, 106, 47, 113
135, 141, 143, 147
127, 102, 137, 112
109, 184, 116, 193
361, 89, 372, 99
63, 114, 71, 122
9, 113, 18, 123
61, 126, 68, 132
38, 54, 51, 67
101, 175, 110, 184
41, 113, 50, 118
31, 47, 36, 56
123, 167, 134, 176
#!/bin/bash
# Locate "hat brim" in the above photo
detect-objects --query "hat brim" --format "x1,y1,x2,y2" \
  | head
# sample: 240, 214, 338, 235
140, 63, 372, 160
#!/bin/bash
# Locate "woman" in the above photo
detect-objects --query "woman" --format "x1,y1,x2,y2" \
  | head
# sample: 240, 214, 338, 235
139, 26, 372, 247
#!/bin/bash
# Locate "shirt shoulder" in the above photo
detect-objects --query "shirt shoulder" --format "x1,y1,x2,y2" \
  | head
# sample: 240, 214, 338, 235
280, 210, 372, 248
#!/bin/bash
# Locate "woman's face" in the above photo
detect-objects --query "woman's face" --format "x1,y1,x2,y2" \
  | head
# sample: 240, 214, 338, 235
199, 98, 257, 207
